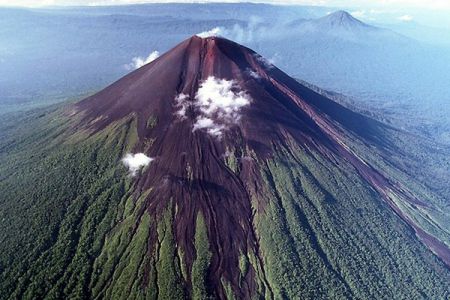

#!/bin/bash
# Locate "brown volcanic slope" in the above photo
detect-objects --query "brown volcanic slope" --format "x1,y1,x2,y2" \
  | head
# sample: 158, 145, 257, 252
35, 35, 448, 299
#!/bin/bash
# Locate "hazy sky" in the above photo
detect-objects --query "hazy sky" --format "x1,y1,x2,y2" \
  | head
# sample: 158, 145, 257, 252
1, 0, 450, 9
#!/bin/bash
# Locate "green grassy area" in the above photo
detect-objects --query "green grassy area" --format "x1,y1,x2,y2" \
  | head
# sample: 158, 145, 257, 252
0, 107, 137, 299
191, 212, 212, 300
253, 140, 449, 298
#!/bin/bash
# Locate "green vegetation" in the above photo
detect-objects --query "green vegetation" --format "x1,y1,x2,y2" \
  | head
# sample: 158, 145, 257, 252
1, 104, 449, 299
350, 128, 450, 248
155, 204, 185, 299
192, 212, 212, 300
245, 248, 272, 299
224, 147, 240, 174
221, 279, 235, 300
0, 107, 139, 299
252, 139, 450, 299
90, 190, 151, 299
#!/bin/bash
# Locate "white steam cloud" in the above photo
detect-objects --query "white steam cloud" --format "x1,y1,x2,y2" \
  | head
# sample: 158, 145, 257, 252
125, 50, 160, 70
192, 117, 225, 137
196, 17, 264, 44
122, 153, 153, 176
224, 16, 264, 44
195, 76, 251, 122
196, 27, 222, 38
174, 76, 252, 138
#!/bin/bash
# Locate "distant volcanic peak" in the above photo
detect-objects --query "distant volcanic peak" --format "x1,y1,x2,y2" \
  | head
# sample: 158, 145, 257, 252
318, 10, 369, 29
330, 10, 354, 19
326, 10, 359, 22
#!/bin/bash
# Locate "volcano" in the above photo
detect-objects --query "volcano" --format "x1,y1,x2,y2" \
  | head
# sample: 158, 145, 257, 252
315, 10, 370, 30
288, 10, 405, 43
1, 36, 449, 299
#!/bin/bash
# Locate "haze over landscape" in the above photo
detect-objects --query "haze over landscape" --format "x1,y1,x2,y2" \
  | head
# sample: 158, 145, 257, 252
0, 1, 449, 299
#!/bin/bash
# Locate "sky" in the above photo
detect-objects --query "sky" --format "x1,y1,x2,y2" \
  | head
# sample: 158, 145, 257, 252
1, 0, 450, 10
